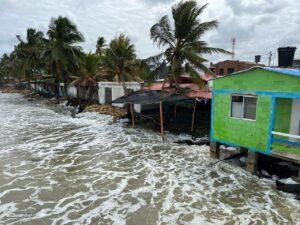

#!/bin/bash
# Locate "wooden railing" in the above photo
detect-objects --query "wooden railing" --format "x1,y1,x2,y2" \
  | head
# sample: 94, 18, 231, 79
272, 131, 300, 147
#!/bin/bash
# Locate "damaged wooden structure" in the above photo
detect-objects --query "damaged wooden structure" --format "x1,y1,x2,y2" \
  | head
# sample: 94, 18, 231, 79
112, 89, 210, 139
210, 66, 300, 179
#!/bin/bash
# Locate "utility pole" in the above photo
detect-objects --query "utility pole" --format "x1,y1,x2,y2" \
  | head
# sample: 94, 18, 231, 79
232, 38, 236, 60
268, 51, 272, 66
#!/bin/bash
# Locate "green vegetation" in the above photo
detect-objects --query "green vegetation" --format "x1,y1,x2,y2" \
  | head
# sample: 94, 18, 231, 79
0, 0, 226, 94
147, 1, 230, 89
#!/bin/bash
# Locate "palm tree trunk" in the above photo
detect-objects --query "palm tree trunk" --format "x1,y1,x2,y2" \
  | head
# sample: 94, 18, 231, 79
55, 62, 62, 97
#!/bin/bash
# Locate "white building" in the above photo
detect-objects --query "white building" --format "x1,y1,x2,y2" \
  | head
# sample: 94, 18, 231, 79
98, 82, 143, 112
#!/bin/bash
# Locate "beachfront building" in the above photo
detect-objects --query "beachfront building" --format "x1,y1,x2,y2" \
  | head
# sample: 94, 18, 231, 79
210, 59, 265, 76
210, 67, 300, 174
98, 82, 143, 112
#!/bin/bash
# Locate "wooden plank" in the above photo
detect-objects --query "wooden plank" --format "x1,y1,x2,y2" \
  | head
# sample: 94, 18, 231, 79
160, 102, 164, 140
191, 100, 197, 133
271, 149, 300, 164
130, 104, 135, 128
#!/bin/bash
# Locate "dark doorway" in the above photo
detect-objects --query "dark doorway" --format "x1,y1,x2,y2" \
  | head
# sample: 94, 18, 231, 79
105, 87, 112, 103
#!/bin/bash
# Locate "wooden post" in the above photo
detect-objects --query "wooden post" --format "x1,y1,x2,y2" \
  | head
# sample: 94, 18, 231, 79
247, 151, 259, 174
210, 142, 221, 159
295, 168, 300, 182
130, 104, 135, 128
174, 103, 177, 119
160, 102, 164, 140
191, 100, 197, 133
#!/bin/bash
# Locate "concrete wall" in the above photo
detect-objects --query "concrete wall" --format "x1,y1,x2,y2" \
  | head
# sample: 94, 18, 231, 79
67, 85, 77, 98
289, 99, 300, 138
98, 82, 142, 113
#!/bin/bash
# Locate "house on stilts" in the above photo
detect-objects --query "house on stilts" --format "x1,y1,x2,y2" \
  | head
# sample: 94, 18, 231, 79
210, 66, 300, 179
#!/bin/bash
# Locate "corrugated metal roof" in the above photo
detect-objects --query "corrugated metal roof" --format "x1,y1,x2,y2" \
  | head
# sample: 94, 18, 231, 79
211, 66, 300, 81
263, 67, 300, 78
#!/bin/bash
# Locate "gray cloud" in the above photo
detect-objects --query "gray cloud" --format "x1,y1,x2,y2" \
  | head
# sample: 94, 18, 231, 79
0, 0, 299, 65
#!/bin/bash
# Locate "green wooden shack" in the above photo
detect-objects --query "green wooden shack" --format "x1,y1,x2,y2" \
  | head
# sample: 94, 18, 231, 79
210, 67, 300, 166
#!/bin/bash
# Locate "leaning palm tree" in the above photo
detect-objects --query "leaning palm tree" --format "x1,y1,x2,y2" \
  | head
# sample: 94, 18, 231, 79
95, 37, 106, 55
148, 0, 230, 89
43, 16, 84, 96
71, 53, 104, 101
15, 28, 44, 86
101, 34, 141, 96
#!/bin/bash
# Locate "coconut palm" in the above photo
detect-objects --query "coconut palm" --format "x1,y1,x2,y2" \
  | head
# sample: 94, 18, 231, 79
101, 34, 141, 96
148, 0, 230, 89
71, 53, 104, 100
43, 16, 84, 95
15, 28, 44, 85
96, 37, 106, 55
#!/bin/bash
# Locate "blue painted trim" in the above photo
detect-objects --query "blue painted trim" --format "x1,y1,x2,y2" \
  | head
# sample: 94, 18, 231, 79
211, 67, 300, 81
273, 138, 300, 148
211, 137, 270, 155
210, 91, 215, 140
267, 97, 276, 154
214, 89, 300, 99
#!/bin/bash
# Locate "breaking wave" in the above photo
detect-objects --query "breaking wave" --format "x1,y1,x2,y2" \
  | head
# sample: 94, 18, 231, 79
0, 93, 299, 225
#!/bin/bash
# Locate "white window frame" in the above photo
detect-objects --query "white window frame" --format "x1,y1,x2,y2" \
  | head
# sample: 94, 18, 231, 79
230, 94, 257, 121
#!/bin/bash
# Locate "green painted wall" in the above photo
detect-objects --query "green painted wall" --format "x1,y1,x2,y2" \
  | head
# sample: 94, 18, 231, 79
212, 68, 300, 154
213, 94, 271, 152
274, 98, 292, 138
213, 68, 300, 93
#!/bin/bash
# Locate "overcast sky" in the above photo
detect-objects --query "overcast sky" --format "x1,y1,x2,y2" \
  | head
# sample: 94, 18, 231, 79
1, 0, 300, 65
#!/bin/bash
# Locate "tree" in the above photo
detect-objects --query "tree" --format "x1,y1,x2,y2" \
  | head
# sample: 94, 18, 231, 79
96, 37, 106, 55
148, 0, 230, 89
71, 53, 104, 100
101, 34, 141, 96
0, 54, 10, 86
15, 28, 44, 86
43, 16, 84, 96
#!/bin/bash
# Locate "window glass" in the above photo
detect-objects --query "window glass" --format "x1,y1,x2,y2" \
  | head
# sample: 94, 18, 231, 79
231, 96, 243, 118
227, 68, 235, 74
219, 68, 224, 75
244, 97, 257, 120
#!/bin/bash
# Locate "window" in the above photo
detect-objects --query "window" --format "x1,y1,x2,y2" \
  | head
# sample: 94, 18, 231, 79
231, 95, 257, 120
227, 68, 235, 74
219, 68, 224, 75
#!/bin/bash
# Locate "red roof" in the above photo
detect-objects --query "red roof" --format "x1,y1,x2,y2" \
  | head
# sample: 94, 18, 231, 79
143, 82, 211, 99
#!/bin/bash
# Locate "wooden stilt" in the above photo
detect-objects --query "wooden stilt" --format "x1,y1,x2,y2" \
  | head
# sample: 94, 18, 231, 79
130, 104, 135, 127
174, 103, 177, 119
160, 102, 164, 140
191, 100, 197, 133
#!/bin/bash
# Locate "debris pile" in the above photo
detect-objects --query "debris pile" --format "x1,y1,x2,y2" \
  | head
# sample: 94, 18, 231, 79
85, 104, 128, 120
0, 87, 31, 95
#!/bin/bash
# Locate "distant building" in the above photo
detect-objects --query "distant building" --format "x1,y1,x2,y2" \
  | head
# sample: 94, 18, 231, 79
293, 59, 300, 68
210, 60, 265, 76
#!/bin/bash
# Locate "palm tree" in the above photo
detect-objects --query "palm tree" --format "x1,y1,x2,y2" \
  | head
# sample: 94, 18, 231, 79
101, 34, 141, 96
43, 16, 84, 96
71, 53, 109, 100
96, 37, 106, 55
15, 28, 44, 86
0, 54, 10, 86
148, 0, 230, 89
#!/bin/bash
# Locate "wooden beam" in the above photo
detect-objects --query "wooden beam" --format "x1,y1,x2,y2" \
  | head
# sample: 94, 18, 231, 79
160, 102, 164, 140
130, 104, 135, 128
191, 100, 197, 133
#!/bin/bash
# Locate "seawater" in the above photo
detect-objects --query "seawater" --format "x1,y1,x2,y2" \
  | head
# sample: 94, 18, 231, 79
0, 93, 299, 225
